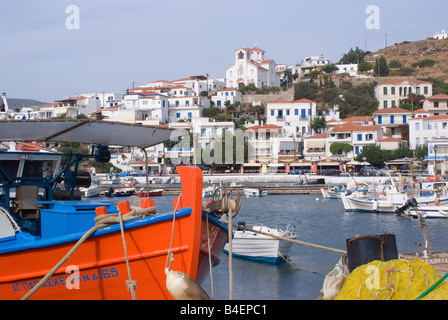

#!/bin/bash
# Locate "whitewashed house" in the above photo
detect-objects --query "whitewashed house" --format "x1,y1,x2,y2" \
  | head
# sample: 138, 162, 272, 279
372, 107, 412, 138
266, 98, 317, 137
374, 78, 433, 109
225, 47, 280, 89
211, 88, 242, 109
423, 94, 448, 116
408, 115, 448, 150
434, 29, 448, 40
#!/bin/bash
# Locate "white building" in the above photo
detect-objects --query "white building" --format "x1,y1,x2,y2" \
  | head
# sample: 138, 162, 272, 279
304, 122, 383, 161
434, 29, 448, 40
372, 107, 412, 138
225, 47, 280, 89
374, 78, 433, 109
211, 88, 242, 109
408, 115, 448, 150
422, 94, 448, 116
82, 92, 123, 109
335, 64, 358, 76
266, 98, 317, 137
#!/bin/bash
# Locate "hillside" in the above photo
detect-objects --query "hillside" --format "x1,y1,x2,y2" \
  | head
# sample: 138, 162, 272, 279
6, 98, 49, 109
364, 38, 448, 81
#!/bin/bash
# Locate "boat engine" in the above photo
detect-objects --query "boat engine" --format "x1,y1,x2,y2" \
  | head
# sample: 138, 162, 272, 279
395, 197, 418, 216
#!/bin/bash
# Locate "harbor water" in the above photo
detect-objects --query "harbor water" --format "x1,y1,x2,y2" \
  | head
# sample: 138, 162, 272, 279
147, 192, 448, 300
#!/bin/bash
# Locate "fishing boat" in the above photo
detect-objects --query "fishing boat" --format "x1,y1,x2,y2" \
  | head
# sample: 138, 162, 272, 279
104, 187, 136, 197
80, 174, 102, 198
320, 186, 346, 199
136, 188, 164, 197
341, 180, 448, 213
223, 222, 296, 264
0, 119, 229, 300
243, 187, 267, 197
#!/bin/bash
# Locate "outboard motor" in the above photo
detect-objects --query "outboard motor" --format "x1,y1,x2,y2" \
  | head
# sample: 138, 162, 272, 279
395, 198, 418, 216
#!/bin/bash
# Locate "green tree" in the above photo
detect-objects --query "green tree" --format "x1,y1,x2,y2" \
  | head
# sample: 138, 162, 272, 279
310, 116, 327, 133
293, 82, 319, 101
413, 144, 428, 161
339, 47, 369, 64
374, 56, 389, 76
329, 142, 353, 155
359, 61, 373, 72
322, 64, 339, 74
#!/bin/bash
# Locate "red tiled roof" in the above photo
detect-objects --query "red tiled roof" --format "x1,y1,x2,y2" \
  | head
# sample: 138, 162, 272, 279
412, 109, 429, 113
379, 78, 432, 85
245, 124, 282, 133
304, 132, 328, 139
331, 123, 380, 133
373, 107, 412, 114
378, 136, 403, 142
427, 94, 448, 100
343, 116, 373, 121
293, 98, 316, 104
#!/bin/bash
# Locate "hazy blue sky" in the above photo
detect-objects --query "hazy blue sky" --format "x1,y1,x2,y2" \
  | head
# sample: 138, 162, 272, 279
1, 0, 446, 102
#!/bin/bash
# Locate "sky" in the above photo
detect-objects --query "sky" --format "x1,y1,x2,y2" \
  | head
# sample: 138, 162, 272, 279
1, 0, 447, 103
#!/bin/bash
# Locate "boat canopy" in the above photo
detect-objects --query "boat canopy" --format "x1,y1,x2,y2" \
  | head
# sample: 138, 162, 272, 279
0, 119, 184, 148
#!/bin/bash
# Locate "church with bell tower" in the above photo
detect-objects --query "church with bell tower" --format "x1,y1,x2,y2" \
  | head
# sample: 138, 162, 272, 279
225, 46, 280, 89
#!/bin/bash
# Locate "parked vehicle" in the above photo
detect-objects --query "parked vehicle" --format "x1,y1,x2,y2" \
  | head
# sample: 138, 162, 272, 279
359, 166, 378, 176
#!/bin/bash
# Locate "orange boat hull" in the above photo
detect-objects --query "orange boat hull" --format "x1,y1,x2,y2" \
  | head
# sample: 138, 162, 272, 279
0, 166, 227, 300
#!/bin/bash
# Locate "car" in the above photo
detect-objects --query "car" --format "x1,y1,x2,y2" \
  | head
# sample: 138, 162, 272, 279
319, 168, 341, 176
359, 166, 378, 176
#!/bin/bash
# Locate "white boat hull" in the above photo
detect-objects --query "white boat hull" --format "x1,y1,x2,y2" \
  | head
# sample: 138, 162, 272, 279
406, 205, 448, 219
243, 188, 267, 197
223, 225, 296, 264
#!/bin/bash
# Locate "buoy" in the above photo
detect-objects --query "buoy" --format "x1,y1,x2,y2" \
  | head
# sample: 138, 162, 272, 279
316, 197, 320, 201
165, 268, 210, 300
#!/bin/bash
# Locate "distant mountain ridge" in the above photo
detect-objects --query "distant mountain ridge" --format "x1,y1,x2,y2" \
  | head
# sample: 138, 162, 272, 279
6, 98, 49, 109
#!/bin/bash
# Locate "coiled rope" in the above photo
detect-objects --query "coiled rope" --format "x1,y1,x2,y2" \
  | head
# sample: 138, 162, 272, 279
21, 206, 157, 300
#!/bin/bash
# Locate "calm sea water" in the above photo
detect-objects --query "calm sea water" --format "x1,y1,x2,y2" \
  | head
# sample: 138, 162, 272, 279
149, 192, 448, 300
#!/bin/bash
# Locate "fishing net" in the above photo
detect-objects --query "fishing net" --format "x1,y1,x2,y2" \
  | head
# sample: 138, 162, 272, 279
335, 258, 448, 300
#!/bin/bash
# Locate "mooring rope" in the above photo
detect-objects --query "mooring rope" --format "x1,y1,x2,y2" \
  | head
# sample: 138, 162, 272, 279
21, 206, 157, 300
231, 224, 346, 254
165, 194, 182, 272
227, 202, 233, 300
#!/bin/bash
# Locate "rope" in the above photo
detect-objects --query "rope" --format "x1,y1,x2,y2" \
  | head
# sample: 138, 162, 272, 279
205, 212, 214, 299
165, 194, 182, 271
227, 201, 233, 300
231, 224, 346, 254
117, 210, 137, 300
21, 206, 157, 300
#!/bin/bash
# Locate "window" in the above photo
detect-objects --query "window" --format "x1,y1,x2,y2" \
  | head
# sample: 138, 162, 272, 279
391, 87, 395, 95
383, 100, 388, 108
392, 100, 396, 107
365, 134, 373, 141
355, 146, 359, 154
286, 110, 290, 116
278, 110, 283, 118
390, 115, 394, 124
378, 115, 382, 124
403, 115, 407, 123
301, 109, 306, 118
357, 134, 362, 141
415, 122, 420, 131
176, 112, 180, 118
383, 87, 388, 95
271, 110, 274, 116
443, 122, 447, 129
424, 87, 429, 95
295, 109, 299, 115
188, 112, 192, 119
416, 137, 420, 146
434, 102, 439, 108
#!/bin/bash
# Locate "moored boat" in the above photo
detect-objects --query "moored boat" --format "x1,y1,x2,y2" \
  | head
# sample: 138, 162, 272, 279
0, 119, 229, 300
223, 222, 296, 264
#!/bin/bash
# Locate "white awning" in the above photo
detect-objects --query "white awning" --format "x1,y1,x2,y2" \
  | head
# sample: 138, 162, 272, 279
306, 140, 326, 148
243, 163, 262, 167
290, 162, 312, 167
0, 119, 184, 148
